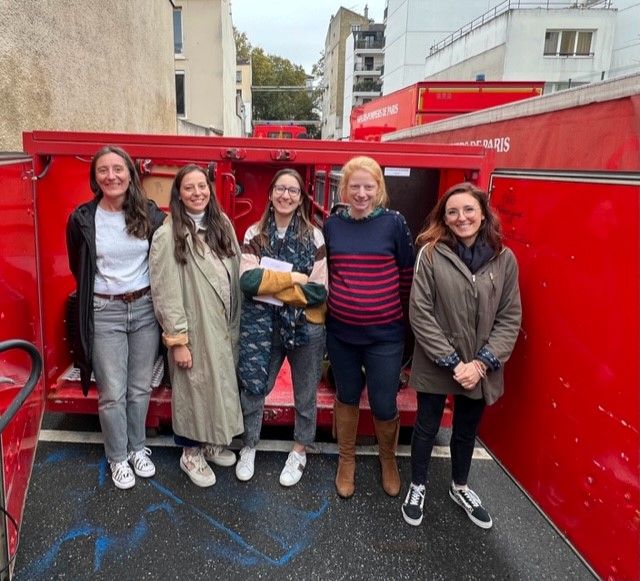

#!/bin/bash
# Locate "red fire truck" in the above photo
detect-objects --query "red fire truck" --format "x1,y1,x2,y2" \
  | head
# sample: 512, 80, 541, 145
350, 80, 544, 141
252, 124, 308, 139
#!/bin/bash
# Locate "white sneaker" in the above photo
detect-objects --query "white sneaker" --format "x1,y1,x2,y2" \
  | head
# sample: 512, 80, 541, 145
110, 460, 135, 490
180, 448, 216, 487
128, 447, 156, 478
279, 450, 307, 487
235, 447, 256, 482
202, 444, 236, 467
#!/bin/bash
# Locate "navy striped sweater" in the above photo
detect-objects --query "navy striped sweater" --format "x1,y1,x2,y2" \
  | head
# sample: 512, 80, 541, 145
324, 208, 415, 344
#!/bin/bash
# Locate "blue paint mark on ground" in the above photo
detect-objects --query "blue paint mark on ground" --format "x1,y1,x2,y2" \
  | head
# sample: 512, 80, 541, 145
20, 454, 331, 577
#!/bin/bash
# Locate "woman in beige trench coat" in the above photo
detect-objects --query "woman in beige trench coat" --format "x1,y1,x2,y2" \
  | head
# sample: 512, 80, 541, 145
150, 164, 243, 487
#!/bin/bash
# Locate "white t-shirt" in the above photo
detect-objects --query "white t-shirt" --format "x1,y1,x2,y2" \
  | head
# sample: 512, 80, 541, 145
94, 206, 150, 294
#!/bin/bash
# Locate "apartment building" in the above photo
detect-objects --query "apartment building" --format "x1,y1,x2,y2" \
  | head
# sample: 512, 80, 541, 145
342, 24, 385, 139
321, 7, 371, 139
173, 0, 242, 136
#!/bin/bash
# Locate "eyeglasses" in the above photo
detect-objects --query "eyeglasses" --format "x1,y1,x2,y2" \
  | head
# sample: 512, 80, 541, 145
273, 184, 301, 197
445, 206, 479, 218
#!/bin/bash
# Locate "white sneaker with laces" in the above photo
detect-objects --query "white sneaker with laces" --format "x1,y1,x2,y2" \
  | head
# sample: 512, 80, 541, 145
110, 460, 135, 490
128, 447, 156, 478
180, 448, 216, 487
279, 450, 307, 487
235, 447, 256, 482
202, 444, 236, 467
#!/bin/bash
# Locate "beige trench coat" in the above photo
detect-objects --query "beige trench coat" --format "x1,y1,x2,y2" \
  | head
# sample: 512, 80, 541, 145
149, 219, 243, 444
409, 242, 522, 405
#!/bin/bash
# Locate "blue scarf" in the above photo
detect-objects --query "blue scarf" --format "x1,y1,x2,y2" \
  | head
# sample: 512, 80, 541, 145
238, 211, 316, 395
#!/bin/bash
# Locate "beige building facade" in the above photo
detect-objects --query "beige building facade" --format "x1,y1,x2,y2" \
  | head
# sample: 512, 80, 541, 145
0, 0, 176, 152
321, 7, 370, 140
174, 0, 242, 136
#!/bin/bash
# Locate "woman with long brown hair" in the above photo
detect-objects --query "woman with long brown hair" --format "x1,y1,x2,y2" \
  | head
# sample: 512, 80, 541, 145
402, 182, 521, 529
66, 145, 166, 489
150, 164, 243, 487
236, 168, 327, 487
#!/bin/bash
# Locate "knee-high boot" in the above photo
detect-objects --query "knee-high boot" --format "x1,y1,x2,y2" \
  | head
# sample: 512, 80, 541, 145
373, 415, 401, 496
333, 399, 359, 498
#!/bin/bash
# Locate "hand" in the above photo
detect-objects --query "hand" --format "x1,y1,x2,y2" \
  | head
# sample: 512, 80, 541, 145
453, 361, 481, 391
291, 272, 309, 286
173, 345, 192, 369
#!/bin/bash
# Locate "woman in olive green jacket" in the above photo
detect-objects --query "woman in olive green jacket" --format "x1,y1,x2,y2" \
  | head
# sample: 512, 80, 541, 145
401, 183, 521, 531
150, 165, 243, 488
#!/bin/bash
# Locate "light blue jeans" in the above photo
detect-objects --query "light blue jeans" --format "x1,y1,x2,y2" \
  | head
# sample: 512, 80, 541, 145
241, 323, 325, 448
91, 293, 159, 463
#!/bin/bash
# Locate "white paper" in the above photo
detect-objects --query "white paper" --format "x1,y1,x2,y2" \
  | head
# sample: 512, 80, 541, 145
254, 256, 293, 306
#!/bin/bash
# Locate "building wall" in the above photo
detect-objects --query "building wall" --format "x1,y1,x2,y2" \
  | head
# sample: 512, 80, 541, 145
322, 8, 369, 139
236, 60, 252, 136
383, 0, 494, 94
610, 0, 640, 77
0, 0, 176, 152
424, 8, 617, 87
175, 0, 241, 136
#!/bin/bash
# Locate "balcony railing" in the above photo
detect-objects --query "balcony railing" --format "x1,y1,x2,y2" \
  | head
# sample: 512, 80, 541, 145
355, 39, 384, 50
354, 64, 383, 72
353, 80, 383, 93
429, 0, 612, 55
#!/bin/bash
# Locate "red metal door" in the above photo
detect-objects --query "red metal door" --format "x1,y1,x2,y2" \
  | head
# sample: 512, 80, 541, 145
483, 170, 640, 581
0, 155, 46, 573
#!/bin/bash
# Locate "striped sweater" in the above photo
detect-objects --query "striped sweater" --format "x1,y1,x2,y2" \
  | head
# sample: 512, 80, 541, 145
324, 208, 415, 343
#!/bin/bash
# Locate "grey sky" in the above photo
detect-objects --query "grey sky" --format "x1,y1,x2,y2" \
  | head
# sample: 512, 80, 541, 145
230, 1, 386, 74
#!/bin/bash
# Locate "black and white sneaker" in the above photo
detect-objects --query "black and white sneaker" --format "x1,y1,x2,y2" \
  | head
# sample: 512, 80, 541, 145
449, 483, 493, 529
401, 482, 426, 526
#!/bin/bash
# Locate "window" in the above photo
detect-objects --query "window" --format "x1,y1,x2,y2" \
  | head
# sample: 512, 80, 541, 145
236, 69, 242, 83
544, 29, 593, 57
175, 71, 185, 117
173, 8, 183, 55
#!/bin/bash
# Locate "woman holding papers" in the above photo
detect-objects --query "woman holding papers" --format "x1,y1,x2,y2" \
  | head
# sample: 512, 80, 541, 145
149, 165, 243, 487
236, 168, 328, 486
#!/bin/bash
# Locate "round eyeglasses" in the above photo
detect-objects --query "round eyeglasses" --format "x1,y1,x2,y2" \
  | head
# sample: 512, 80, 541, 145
273, 184, 301, 197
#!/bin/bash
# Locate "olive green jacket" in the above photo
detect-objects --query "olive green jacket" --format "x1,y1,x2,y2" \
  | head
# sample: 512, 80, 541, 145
149, 218, 243, 444
409, 242, 522, 405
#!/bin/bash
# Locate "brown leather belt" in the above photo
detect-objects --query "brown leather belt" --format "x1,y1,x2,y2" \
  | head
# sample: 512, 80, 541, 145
94, 286, 151, 303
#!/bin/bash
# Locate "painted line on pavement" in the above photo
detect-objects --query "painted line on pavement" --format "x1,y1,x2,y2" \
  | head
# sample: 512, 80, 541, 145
38, 429, 492, 460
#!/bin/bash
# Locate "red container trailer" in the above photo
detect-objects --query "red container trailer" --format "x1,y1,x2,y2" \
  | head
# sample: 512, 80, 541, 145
10, 132, 492, 435
385, 73, 640, 581
350, 80, 544, 141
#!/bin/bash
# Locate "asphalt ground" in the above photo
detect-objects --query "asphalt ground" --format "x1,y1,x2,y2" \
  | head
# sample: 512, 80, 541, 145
13, 414, 595, 580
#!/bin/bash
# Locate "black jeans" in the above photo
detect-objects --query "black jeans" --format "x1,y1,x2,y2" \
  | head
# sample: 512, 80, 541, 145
410, 392, 486, 486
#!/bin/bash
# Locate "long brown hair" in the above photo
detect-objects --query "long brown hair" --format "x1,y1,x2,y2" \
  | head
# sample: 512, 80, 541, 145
416, 182, 502, 255
90, 145, 151, 239
338, 155, 389, 208
169, 165, 236, 264
255, 168, 314, 244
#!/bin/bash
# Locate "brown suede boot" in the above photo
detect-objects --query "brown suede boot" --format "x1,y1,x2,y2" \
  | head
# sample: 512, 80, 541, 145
333, 399, 359, 498
373, 415, 401, 496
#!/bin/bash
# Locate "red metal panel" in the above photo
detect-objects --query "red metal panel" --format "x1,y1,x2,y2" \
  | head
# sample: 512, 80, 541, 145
391, 95, 640, 172
0, 156, 45, 558
417, 82, 543, 112
482, 172, 640, 581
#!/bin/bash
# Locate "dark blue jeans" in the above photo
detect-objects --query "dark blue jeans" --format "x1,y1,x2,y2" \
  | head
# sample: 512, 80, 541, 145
410, 392, 486, 486
326, 333, 403, 421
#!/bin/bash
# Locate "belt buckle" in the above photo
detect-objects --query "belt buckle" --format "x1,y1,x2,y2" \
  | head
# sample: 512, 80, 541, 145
121, 291, 135, 303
